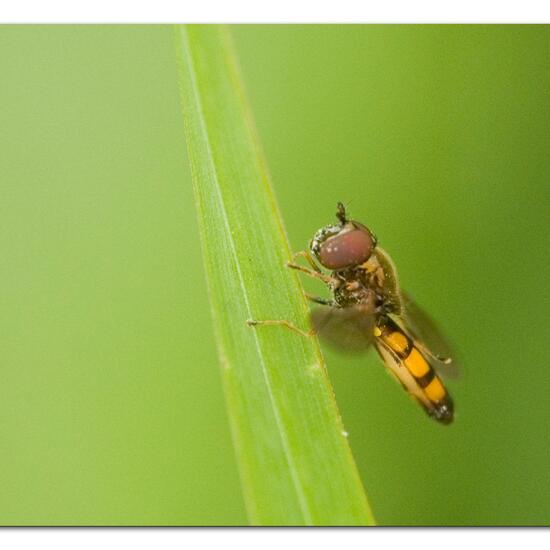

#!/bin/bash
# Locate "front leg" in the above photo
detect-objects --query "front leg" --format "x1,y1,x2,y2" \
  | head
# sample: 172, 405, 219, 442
287, 249, 339, 287
246, 319, 315, 339
291, 250, 323, 273
246, 252, 337, 338
286, 262, 338, 286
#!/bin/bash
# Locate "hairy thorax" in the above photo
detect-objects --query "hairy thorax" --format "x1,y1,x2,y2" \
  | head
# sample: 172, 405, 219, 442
331, 253, 399, 316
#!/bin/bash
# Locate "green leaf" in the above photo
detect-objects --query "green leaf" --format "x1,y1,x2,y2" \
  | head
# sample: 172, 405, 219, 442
174, 24, 375, 526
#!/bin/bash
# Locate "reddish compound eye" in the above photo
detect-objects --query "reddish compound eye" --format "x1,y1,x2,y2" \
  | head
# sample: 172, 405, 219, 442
318, 226, 374, 269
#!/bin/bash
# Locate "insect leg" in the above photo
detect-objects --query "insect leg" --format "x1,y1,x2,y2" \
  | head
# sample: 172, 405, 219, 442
286, 262, 337, 285
246, 319, 315, 339
304, 293, 336, 306
291, 250, 323, 273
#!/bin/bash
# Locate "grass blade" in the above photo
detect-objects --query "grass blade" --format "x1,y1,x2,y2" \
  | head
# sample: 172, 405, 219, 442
174, 24, 375, 526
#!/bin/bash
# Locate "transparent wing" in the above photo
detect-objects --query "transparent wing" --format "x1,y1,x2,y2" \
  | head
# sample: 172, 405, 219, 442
396, 291, 461, 379
311, 303, 375, 353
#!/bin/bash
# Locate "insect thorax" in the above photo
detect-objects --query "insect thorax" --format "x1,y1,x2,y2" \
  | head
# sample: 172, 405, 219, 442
332, 275, 373, 308
331, 260, 400, 316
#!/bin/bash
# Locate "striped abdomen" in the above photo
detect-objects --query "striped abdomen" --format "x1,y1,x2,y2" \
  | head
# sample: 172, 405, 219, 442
375, 317, 454, 424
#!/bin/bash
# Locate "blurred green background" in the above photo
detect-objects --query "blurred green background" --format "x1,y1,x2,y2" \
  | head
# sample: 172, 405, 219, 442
1, 25, 549, 525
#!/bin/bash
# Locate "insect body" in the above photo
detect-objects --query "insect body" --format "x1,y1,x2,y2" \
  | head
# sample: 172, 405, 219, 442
375, 316, 453, 424
249, 202, 455, 424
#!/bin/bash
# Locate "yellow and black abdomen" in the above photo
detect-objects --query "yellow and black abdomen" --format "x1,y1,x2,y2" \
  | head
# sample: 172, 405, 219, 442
375, 317, 454, 424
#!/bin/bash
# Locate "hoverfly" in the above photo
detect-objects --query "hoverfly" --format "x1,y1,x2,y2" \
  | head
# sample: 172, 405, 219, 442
248, 202, 456, 424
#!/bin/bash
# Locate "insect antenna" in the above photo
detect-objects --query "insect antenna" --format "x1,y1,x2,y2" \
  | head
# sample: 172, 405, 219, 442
336, 202, 347, 224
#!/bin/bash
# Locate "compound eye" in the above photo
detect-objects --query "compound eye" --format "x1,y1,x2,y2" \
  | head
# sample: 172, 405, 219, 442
318, 226, 374, 269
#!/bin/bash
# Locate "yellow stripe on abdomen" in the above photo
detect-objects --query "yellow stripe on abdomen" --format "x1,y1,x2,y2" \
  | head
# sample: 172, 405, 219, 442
383, 330, 409, 356
424, 376, 446, 402
404, 347, 430, 377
